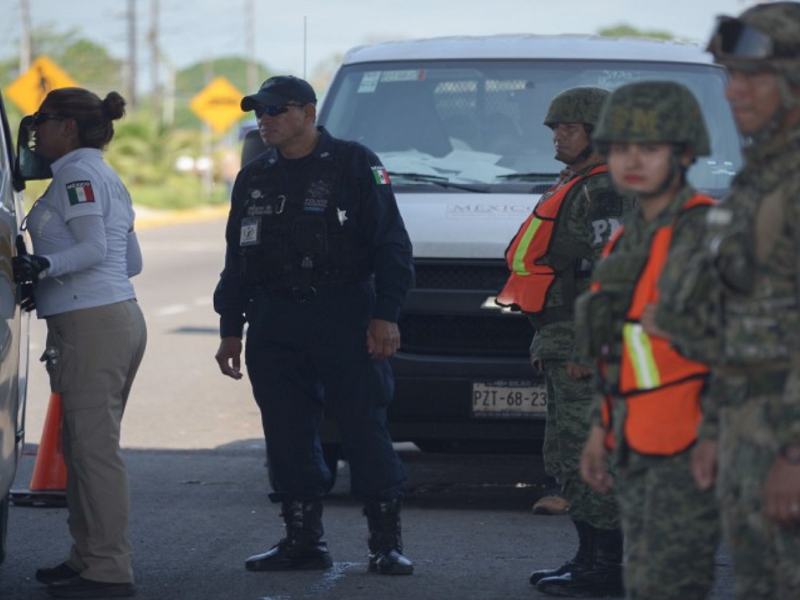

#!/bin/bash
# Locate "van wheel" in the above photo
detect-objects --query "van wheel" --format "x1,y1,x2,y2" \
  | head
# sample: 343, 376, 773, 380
322, 444, 341, 494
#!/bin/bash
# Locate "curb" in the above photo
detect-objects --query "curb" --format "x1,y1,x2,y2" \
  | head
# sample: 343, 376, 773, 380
135, 204, 229, 230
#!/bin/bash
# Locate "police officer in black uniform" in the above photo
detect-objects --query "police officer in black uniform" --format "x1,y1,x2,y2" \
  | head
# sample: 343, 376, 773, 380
214, 76, 414, 575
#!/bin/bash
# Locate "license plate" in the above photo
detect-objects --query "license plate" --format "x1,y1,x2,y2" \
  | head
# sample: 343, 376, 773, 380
472, 380, 547, 419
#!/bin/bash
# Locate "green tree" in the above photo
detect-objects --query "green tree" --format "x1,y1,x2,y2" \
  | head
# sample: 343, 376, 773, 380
108, 113, 198, 185
597, 24, 676, 41
26, 24, 124, 92
105, 111, 230, 208
0, 26, 124, 123
61, 38, 124, 93
2, 30, 272, 209
176, 56, 271, 95
173, 56, 272, 130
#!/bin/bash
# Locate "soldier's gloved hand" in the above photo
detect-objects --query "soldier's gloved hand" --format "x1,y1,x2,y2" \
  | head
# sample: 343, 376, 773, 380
19, 281, 37, 312
13, 253, 50, 284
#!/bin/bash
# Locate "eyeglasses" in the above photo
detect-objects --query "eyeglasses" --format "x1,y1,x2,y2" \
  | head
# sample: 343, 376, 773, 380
31, 112, 67, 126
254, 104, 304, 118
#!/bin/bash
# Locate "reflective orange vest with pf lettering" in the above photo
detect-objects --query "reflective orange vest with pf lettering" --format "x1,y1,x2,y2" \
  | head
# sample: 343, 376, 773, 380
598, 193, 714, 456
496, 165, 608, 314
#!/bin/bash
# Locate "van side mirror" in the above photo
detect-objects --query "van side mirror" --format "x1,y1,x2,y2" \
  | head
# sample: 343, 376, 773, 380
15, 116, 53, 181
241, 128, 270, 167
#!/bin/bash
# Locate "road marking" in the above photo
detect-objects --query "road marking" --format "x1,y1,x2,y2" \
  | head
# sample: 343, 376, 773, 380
156, 304, 188, 316
308, 562, 361, 597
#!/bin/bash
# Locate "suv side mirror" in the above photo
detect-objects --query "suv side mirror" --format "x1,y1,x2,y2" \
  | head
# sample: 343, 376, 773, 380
15, 116, 53, 181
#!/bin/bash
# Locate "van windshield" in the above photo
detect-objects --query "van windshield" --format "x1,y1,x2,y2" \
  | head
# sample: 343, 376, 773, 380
319, 59, 741, 197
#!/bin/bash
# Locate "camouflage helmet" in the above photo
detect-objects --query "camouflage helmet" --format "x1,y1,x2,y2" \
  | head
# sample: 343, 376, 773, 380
706, 2, 800, 80
592, 81, 711, 156
543, 87, 610, 127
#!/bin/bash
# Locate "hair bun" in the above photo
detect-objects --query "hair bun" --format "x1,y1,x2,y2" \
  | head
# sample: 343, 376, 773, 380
102, 91, 127, 120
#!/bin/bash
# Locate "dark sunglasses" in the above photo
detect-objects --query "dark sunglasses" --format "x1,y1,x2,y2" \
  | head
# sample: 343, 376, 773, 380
31, 112, 67, 126
254, 104, 304, 118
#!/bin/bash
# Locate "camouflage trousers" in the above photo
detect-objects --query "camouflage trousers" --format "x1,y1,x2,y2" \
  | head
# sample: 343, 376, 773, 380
617, 450, 720, 600
718, 395, 800, 600
543, 360, 619, 528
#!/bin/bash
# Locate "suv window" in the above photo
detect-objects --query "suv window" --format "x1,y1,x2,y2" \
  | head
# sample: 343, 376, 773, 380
322, 59, 741, 198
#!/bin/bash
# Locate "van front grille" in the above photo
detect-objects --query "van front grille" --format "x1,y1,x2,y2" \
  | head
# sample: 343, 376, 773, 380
400, 259, 532, 357
413, 261, 511, 291
398, 313, 532, 356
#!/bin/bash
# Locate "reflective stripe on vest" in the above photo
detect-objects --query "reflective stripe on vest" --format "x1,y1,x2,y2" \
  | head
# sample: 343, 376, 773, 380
622, 323, 660, 389
599, 193, 715, 456
496, 165, 608, 313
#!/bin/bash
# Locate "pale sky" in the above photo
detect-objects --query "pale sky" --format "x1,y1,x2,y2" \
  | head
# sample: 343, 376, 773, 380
1, 0, 762, 90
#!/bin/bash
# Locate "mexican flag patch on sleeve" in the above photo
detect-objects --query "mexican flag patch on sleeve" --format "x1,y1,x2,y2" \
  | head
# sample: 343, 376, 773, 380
66, 180, 96, 205
371, 166, 391, 185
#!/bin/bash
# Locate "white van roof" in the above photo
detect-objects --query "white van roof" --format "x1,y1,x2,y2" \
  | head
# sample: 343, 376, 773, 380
341, 34, 714, 66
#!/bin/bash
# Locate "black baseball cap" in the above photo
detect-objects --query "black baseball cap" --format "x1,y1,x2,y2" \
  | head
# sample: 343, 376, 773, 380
240, 76, 317, 111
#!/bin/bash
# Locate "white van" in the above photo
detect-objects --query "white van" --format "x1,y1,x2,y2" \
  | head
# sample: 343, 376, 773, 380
314, 34, 741, 458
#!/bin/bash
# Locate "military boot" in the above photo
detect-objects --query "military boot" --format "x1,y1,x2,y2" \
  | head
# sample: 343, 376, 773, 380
529, 520, 594, 585
245, 499, 333, 571
364, 498, 414, 575
536, 527, 624, 597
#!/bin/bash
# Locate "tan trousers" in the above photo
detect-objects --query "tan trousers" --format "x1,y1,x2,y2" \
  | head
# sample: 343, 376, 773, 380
45, 299, 147, 583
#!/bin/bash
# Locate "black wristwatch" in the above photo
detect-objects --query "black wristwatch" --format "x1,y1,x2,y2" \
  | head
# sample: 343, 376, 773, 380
779, 444, 800, 464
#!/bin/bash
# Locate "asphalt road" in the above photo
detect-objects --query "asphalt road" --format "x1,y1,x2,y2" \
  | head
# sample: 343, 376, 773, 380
0, 216, 735, 600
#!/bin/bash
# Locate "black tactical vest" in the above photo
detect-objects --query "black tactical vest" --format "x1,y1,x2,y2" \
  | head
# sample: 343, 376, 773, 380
234, 142, 371, 289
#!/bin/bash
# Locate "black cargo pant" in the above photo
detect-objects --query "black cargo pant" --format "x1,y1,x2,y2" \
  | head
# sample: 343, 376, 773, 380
245, 281, 406, 502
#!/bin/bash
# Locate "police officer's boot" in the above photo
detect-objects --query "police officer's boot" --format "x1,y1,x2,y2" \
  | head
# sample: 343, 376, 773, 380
536, 527, 624, 598
529, 520, 594, 585
363, 498, 414, 575
245, 499, 333, 571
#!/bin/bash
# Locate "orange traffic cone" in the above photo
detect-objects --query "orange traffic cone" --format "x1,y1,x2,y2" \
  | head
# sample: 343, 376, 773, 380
10, 392, 67, 507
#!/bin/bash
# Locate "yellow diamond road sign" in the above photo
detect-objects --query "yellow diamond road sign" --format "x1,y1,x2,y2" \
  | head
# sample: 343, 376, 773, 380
7, 56, 78, 115
190, 77, 244, 134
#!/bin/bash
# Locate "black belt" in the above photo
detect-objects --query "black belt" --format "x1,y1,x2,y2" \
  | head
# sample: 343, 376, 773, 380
265, 279, 368, 304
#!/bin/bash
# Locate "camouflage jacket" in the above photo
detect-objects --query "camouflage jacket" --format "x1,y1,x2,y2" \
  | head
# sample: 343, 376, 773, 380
531, 161, 632, 361
696, 120, 800, 445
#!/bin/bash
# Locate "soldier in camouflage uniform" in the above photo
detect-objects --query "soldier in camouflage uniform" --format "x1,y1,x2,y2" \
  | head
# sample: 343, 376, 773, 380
576, 81, 721, 600
671, 4, 800, 599
497, 87, 632, 597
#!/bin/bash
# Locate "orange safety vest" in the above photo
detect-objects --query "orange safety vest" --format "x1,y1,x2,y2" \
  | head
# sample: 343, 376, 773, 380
597, 193, 715, 456
496, 165, 608, 313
